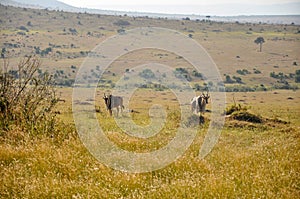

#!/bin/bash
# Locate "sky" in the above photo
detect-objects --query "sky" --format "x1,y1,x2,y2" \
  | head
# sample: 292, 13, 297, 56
59, 0, 300, 15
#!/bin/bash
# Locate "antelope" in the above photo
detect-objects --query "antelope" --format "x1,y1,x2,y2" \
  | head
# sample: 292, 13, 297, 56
103, 93, 124, 117
191, 91, 210, 123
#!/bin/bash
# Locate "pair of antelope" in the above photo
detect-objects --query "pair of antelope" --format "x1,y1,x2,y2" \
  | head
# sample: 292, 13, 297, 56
103, 91, 210, 122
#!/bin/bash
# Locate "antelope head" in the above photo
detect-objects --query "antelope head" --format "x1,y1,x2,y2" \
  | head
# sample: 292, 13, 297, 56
103, 93, 108, 100
202, 91, 210, 104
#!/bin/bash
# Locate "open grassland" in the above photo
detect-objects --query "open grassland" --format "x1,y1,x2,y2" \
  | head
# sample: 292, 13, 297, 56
1, 88, 299, 198
0, 4, 300, 198
1, 126, 299, 198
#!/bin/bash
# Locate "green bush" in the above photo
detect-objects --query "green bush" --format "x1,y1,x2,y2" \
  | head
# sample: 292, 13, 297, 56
0, 56, 59, 135
139, 69, 155, 79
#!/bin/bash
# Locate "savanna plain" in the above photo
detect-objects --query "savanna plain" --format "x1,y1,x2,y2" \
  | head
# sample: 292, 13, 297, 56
0, 5, 300, 198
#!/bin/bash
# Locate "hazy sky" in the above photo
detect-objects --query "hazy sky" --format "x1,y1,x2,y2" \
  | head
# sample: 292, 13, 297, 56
59, 0, 298, 6
59, 0, 300, 15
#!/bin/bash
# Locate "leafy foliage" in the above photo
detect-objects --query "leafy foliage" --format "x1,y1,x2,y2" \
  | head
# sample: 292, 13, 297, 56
254, 37, 265, 52
0, 56, 59, 135
139, 69, 155, 79
236, 69, 251, 75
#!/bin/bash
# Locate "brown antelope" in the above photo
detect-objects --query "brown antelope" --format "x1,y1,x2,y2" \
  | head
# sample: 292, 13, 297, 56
103, 93, 124, 117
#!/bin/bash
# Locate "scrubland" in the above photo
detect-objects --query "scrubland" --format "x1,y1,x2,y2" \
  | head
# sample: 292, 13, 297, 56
0, 4, 300, 198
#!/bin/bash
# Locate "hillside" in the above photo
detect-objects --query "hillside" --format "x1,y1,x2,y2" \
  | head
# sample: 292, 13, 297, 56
0, 0, 76, 10
0, 4, 300, 90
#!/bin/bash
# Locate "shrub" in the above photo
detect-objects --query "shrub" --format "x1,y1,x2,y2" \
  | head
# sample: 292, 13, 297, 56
236, 69, 251, 75
232, 76, 243, 84
174, 68, 191, 81
117, 29, 126, 34
295, 70, 300, 83
113, 20, 130, 26
18, 25, 29, 32
139, 69, 155, 79
226, 103, 248, 115
192, 70, 203, 79
226, 103, 263, 123
253, 68, 261, 74
0, 56, 59, 135
224, 75, 235, 83
231, 111, 263, 123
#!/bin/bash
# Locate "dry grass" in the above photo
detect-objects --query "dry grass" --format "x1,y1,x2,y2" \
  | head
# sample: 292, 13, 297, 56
1, 88, 300, 198
0, 120, 299, 198
1, 5, 300, 198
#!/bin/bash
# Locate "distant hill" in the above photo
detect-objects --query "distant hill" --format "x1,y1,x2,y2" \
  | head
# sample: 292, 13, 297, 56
0, 0, 77, 10
13, 0, 72, 9
0, 0, 141, 16
0, 0, 299, 25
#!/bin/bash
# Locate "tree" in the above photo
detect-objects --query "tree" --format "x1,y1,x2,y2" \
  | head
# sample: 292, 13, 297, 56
254, 37, 265, 52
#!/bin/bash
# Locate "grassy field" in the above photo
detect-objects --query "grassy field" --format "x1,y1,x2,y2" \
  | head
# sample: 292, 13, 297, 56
1, 88, 299, 198
0, 4, 300, 198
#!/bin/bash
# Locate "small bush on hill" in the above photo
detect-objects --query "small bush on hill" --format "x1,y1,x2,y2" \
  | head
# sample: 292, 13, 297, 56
226, 103, 248, 115
226, 103, 263, 124
231, 111, 263, 123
